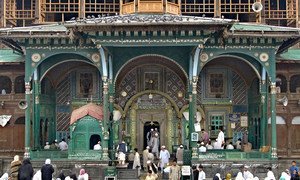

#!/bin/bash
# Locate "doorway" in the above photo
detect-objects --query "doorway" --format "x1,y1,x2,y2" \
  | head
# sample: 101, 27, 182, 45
136, 109, 167, 152
144, 121, 159, 150
90, 134, 101, 149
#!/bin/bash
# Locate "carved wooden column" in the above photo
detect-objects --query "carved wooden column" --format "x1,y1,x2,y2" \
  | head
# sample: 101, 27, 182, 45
102, 78, 109, 160
270, 82, 277, 158
24, 81, 31, 158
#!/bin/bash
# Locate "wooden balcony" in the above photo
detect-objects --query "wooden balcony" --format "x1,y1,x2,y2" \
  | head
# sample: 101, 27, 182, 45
121, 0, 180, 15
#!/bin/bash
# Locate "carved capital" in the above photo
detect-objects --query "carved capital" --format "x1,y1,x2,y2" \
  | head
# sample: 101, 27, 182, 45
25, 82, 31, 94
103, 82, 108, 94
261, 95, 265, 104
192, 76, 198, 94
35, 96, 39, 104
270, 83, 276, 94
109, 96, 114, 103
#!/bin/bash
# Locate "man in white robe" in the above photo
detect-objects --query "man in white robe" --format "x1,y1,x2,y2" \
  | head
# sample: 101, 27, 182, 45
159, 145, 170, 173
151, 133, 159, 157
215, 128, 225, 149
133, 148, 141, 176
143, 146, 150, 171
243, 166, 254, 180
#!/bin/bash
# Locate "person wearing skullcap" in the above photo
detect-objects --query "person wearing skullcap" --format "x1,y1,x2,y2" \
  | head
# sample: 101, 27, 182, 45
41, 159, 54, 180
159, 145, 170, 173
143, 146, 150, 171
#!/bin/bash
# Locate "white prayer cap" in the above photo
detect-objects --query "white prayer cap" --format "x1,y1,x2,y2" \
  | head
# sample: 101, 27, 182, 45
55, 139, 58, 142
179, 145, 183, 148
45, 158, 51, 164
161, 145, 166, 148
46, 142, 49, 145
147, 160, 152, 164
151, 129, 154, 131
244, 165, 250, 169
146, 146, 150, 149
201, 142, 204, 145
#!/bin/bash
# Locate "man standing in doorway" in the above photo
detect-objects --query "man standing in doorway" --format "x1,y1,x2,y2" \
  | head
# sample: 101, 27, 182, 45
151, 133, 159, 157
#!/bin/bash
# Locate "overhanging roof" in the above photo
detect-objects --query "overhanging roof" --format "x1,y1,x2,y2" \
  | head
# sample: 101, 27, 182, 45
0, 49, 24, 63
278, 49, 300, 61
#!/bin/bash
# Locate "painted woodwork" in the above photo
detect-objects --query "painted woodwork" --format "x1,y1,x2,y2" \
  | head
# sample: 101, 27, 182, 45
68, 115, 103, 160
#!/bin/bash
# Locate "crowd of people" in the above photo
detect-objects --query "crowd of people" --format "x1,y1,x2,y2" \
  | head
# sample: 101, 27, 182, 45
0, 156, 89, 180
197, 128, 246, 153
43, 139, 68, 151
0, 153, 299, 180
191, 161, 300, 180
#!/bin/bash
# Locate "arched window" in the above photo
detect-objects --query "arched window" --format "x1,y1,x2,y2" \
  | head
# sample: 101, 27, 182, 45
14, 75, 25, 93
15, 117, 25, 125
0, 76, 12, 94
290, 75, 300, 93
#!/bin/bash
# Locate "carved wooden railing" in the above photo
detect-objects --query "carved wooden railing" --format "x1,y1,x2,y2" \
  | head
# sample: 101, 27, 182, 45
121, 0, 180, 15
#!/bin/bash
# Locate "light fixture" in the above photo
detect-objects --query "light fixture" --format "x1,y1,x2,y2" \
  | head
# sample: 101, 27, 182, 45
177, 91, 183, 98
1, 101, 4, 108
121, 91, 127, 97
149, 93, 153, 99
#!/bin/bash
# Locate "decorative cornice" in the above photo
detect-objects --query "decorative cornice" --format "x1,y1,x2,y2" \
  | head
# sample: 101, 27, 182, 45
65, 14, 235, 26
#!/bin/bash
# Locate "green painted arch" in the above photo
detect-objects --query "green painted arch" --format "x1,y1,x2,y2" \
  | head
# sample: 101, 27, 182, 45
38, 52, 101, 82
39, 59, 99, 83
28, 52, 102, 82
114, 54, 189, 87
123, 90, 180, 118
199, 53, 264, 80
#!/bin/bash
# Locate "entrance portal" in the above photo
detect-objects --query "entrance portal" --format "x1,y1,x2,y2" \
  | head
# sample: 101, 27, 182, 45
144, 121, 159, 149
136, 109, 167, 152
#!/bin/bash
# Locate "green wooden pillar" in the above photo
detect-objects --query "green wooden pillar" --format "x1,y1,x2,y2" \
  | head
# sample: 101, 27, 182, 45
269, 53, 277, 159
97, 45, 110, 159
102, 78, 110, 160
108, 55, 115, 156
33, 70, 41, 149
24, 81, 31, 158
189, 76, 197, 148
270, 81, 277, 158
108, 79, 115, 159
260, 68, 267, 147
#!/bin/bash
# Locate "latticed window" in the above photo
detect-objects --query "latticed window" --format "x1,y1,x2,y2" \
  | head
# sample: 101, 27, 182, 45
209, 114, 224, 138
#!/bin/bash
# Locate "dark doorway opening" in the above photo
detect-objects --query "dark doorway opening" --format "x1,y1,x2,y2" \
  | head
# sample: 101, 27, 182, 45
144, 121, 159, 150
90, 134, 101, 149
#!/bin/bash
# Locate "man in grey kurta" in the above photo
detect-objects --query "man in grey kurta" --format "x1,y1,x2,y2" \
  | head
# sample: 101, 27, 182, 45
176, 145, 184, 165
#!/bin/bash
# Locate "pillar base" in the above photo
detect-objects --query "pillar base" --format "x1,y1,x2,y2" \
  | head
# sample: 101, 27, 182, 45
24, 147, 30, 159
102, 148, 110, 160
271, 147, 277, 159
192, 147, 198, 158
